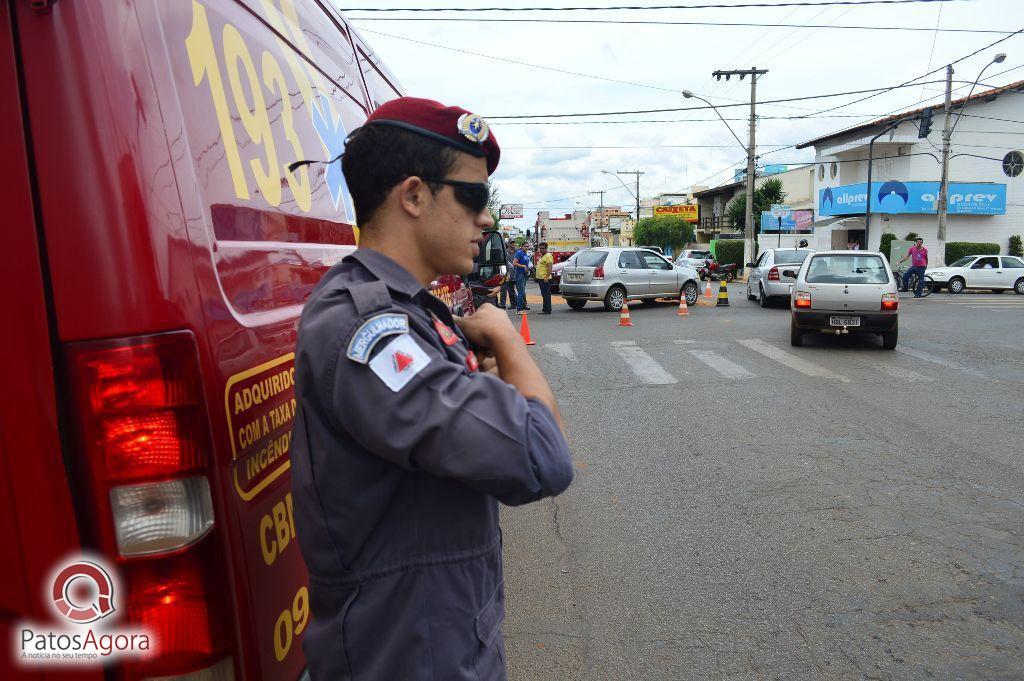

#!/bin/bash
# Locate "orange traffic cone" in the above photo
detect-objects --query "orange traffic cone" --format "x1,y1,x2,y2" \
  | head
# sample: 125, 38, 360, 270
519, 313, 536, 345
618, 301, 633, 327
704, 280, 713, 298
677, 292, 689, 316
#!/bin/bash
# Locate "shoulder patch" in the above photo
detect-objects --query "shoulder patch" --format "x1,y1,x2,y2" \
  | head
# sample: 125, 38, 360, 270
346, 313, 409, 364
369, 334, 431, 392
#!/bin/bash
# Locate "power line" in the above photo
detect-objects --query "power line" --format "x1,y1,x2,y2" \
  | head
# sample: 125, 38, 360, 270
345, 0, 957, 12
791, 26, 1024, 118
496, 113, 900, 125
503, 143, 796, 149
346, 17, 1008, 35
357, 28, 685, 94
485, 80, 951, 118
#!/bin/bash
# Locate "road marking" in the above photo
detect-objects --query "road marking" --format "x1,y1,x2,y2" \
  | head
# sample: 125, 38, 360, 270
896, 346, 985, 377
885, 366, 935, 383
672, 340, 697, 345
943, 301, 1024, 305
610, 341, 677, 385
544, 343, 576, 361
736, 339, 851, 382
689, 350, 755, 379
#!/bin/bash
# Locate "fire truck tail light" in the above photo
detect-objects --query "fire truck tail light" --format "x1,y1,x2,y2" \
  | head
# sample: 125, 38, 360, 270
101, 411, 206, 481
111, 477, 214, 557
124, 540, 231, 677
67, 332, 236, 679
144, 657, 234, 681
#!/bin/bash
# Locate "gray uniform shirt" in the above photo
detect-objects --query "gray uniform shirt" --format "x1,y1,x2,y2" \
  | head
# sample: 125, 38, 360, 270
291, 248, 574, 680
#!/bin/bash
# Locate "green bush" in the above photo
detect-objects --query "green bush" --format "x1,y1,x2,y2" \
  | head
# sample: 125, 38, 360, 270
1010, 234, 1023, 257
945, 241, 1000, 265
879, 233, 896, 259
715, 239, 745, 270
904, 232, 920, 241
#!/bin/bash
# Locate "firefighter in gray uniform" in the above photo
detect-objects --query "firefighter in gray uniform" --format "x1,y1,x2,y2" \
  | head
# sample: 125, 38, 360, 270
291, 97, 574, 680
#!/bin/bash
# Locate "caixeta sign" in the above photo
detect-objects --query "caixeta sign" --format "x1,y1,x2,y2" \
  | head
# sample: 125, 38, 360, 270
653, 205, 699, 222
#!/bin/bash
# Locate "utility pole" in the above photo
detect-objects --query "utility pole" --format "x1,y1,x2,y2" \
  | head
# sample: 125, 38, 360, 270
589, 189, 608, 245
617, 170, 644, 235
937, 64, 954, 259
712, 67, 767, 269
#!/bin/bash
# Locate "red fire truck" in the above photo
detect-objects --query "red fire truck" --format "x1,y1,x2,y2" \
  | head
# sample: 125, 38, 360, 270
1, 2, 503, 679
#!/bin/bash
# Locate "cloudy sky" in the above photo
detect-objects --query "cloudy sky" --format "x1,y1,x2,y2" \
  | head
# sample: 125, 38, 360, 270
339, 0, 1024, 230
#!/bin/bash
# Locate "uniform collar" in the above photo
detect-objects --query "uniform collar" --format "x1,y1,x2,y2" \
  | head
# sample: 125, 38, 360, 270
347, 248, 425, 298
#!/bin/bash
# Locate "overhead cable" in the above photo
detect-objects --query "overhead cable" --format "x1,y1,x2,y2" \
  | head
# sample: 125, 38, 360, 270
347, 17, 1007, 35
345, 0, 956, 13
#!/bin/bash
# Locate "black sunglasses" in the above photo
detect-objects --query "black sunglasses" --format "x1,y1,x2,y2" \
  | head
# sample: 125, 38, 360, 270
421, 178, 490, 214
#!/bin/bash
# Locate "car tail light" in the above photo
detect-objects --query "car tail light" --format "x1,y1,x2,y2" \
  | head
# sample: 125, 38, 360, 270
794, 291, 811, 308
66, 332, 235, 679
593, 266, 605, 279
881, 293, 899, 310
768, 266, 780, 281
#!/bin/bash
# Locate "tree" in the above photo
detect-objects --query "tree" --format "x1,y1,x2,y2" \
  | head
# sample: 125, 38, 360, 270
723, 177, 788, 231
633, 216, 695, 252
487, 184, 502, 230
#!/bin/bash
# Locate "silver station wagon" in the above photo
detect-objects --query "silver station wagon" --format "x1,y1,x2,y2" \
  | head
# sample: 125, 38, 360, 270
787, 250, 900, 349
560, 247, 701, 311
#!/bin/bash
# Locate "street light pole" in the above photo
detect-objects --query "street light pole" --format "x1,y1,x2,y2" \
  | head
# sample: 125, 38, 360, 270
618, 170, 644, 227
937, 53, 1005, 262
589, 189, 608, 245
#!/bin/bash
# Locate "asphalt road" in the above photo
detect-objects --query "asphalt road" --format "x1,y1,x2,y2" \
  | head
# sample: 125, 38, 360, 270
500, 282, 1024, 680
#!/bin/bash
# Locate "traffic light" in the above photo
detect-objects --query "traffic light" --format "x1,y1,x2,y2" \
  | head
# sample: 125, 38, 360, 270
918, 108, 934, 138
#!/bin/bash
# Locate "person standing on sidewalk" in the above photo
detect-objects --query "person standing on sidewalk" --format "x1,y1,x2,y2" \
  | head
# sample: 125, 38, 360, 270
499, 242, 516, 309
512, 242, 531, 314
535, 242, 554, 314
897, 237, 929, 297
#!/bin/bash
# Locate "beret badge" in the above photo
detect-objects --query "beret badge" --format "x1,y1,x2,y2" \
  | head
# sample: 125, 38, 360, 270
457, 113, 490, 144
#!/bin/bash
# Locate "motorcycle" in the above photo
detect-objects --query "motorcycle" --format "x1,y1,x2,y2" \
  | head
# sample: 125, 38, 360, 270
699, 258, 737, 282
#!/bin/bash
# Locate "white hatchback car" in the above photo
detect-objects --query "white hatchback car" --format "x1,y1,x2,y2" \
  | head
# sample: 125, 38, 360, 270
787, 250, 900, 349
925, 254, 1024, 294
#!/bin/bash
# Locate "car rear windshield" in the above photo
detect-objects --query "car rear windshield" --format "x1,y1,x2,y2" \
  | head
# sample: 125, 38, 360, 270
773, 249, 811, 265
805, 254, 890, 284
689, 251, 711, 259
577, 251, 608, 267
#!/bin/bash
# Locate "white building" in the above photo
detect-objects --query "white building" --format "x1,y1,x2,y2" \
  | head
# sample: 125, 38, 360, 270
797, 80, 1024, 262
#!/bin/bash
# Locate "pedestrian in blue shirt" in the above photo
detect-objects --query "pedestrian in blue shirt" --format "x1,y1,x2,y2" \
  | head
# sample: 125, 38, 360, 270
513, 245, 531, 314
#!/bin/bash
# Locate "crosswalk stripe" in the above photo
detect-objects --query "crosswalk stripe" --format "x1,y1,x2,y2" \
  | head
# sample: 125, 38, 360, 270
896, 346, 985, 377
689, 350, 755, 379
736, 339, 851, 382
543, 343, 576, 361
610, 341, 677, 385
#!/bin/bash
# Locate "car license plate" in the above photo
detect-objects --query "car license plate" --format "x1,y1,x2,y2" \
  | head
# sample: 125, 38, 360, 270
830, 316, 860, 327
567, 273, 582, 281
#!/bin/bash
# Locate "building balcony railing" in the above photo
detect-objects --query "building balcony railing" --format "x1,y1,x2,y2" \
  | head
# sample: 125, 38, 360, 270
698, 215, 733, 231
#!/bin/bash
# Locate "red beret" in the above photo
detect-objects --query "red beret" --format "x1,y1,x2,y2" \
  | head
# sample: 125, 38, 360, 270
360, 97, 500, 175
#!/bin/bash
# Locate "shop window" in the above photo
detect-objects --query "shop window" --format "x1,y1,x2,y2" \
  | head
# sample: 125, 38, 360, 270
830, 162, 838, 179
1002, 151, 1023, 178
818, 164, 825, 181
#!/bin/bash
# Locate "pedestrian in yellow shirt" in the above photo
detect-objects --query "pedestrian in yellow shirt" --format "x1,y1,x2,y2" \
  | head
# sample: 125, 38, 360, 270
535, 242, 555, 314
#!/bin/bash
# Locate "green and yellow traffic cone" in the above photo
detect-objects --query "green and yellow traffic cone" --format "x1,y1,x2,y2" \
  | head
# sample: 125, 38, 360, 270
716, 279, 730, 307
